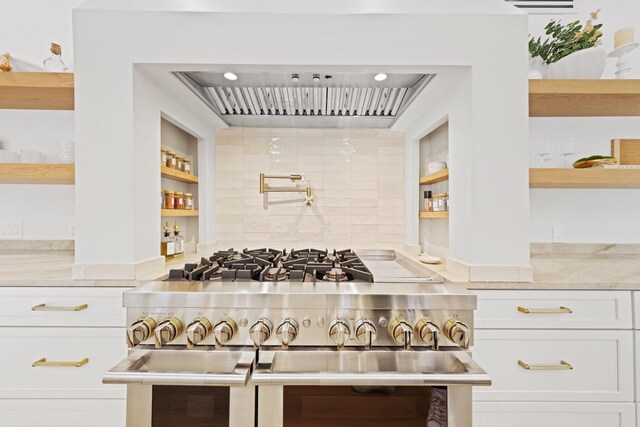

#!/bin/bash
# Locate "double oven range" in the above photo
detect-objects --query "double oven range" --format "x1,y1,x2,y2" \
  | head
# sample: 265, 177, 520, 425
104, 248, 490, 427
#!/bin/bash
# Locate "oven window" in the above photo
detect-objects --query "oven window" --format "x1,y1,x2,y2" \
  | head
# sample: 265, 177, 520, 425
283, 386, 446, 427
152, 385, 230, 427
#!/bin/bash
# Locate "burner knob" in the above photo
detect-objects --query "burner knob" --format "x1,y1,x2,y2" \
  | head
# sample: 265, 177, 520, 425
154, 317, 183, 348
186, 317, 213, 348
249, 318, 273, 349
354, 318, 377, 349
328, 319, 351, 349
213, 317, 238, 349
415, 318, 440, 350
443, 319, 470, 349
388, 319, 413, 349
276, 318, 299, 349
127, 317, 157, 347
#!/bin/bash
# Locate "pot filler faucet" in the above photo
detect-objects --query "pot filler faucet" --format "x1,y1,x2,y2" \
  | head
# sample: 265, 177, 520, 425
259, 173, 314, 206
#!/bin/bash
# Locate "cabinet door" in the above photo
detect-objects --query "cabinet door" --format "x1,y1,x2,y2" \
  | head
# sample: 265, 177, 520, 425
0, 399, 125, 427
472, 329, 634, 402
0, 327, 127, 399
0, 287, 127, 327
474, 402, 635, 427
474, 290, 632, 329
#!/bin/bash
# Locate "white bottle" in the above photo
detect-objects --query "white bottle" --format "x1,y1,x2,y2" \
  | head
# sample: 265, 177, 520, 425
43, 43, 68, 72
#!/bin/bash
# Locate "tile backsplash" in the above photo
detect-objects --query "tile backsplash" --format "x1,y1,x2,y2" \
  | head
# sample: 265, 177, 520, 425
215, 127, 405, 249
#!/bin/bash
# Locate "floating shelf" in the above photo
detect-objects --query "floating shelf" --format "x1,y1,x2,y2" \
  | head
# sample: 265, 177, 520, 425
0, 164, 74, 184
529, 168, 640, 189
529, 80, 640, 117
419, 211, 449, 219
161, 209, 199, 217
419, 169, 449, 185
161, 166, 198, 184
0, 72, 74, 110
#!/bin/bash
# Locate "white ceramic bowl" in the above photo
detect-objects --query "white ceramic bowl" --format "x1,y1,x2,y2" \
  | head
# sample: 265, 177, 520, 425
427, 161, 447, 175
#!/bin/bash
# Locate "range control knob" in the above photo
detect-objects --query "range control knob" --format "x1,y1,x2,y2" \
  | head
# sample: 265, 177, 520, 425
443, 319, 470, 349
354, 318, 377, 349
127, 316, 157, 347
154, 317, 183, 348
249, 318, 273, 349
276, 318, 299, 349
213, 317, 238, 349
388, 319, 413, 349
415, 318, 440, 349
328, 319, 351, 349
186, 317, 213, 348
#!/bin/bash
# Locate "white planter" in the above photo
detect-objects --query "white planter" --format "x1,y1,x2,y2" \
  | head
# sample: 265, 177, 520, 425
545, 46, 607, 79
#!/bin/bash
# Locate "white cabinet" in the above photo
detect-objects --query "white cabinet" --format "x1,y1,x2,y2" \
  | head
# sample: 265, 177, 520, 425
0, 399, 126, 427
475, 290, 632, 330
474, 402, 636, 427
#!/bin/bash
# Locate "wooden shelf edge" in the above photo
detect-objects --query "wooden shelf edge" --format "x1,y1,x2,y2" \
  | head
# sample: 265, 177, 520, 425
0, 163, 74, 184
0, 72, 74, 110
161, 209, 199, 217
419, 211, 449, 219
161, 166, 198, 184
529, 168, 640, 189
419, 169, 449, 185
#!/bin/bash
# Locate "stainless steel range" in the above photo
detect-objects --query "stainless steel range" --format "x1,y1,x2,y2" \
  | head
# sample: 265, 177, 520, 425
104, 249, 489, 427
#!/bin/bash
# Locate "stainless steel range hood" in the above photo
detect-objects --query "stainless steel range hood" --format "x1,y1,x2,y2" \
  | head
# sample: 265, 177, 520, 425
175, 71, 434, 128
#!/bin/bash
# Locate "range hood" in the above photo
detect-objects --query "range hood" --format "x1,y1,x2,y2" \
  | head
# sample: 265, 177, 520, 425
175, 71, 434, 128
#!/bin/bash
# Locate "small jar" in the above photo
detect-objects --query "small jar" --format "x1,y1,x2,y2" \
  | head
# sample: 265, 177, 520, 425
166, 151, 176, 169
184, 192, 193, 210
164, 190, 175, 209
174, 191, 184, 210
423, 191, 431, 212
443, 193, 449, 211
176, 156, 183, 171
433, 193, 441, 212
161, 148, 168, 167
183, 159, 191, 174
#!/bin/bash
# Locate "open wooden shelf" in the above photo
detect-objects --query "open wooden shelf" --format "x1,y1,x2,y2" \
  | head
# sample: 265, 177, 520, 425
161, 209, 199, 217
161, 166, 198, 184
419, 169, 449, 185
529, 168, 640, 189
0, 164, 74, 184
419, 211, 449, 219
0, 72, 74, 110
529, 80, 640, 117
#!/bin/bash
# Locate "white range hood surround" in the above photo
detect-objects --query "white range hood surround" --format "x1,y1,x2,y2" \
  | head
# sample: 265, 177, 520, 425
72, 0, 531, 281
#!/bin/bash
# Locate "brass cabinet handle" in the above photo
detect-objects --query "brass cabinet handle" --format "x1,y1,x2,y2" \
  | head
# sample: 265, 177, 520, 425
518, 360, 573, 370
32, 357, 89, 368
31, 303, 88, 312
517, 306, 572, 314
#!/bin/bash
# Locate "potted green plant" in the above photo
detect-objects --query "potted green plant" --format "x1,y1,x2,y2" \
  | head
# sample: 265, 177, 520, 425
529, 11, 605, 79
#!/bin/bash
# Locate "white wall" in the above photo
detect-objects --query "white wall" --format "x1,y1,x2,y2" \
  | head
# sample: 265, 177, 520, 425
528, 0, 640, 244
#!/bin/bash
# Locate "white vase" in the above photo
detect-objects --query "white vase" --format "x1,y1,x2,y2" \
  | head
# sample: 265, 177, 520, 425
544, 46, 607, 79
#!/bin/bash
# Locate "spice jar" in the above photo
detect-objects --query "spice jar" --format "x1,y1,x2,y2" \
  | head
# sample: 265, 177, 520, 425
184, 193, 193, 210
176, 156, 183, 172
423, 191, 431, 212
164, 190, 175, 209
433, 193, 441, 212
166, 151, 177, 169
174, 191, 184, 210
183, 159, 191, 174
161, 148, 168, 167
443, 193, 449, 211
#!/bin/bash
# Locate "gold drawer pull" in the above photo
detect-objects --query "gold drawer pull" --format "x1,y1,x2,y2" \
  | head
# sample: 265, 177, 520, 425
518, 306, 572, 314
32, 303, 88, 312
518, 360, 573, 370
32, 357, 89, 368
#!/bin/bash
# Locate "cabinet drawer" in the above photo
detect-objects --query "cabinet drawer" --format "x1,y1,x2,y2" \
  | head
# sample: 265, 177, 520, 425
0, 327, 127, 399
474, 402, 636, 427
0, 399, 125, 427
472, 329, 634, 402
474, 290, 632, 329
0, 287, 127, 327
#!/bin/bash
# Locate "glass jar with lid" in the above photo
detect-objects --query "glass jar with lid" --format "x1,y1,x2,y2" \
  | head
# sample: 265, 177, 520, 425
443, 193, 449, 211
163, 190, 175, 209
161, 148, 168, 167
174, 191, 184, 210
176, 156, 183, 172
166, 151, 176, 169
183, 159, 191, 174
184, 193, 194, 210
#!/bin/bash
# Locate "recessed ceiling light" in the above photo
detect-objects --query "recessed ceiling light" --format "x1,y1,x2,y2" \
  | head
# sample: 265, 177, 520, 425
224, 72, 238, 81
374, 73, 388, 82
312, 74, 320, 83
292, 73, 300, 82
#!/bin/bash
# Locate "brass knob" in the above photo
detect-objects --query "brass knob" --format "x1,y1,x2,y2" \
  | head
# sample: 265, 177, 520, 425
154, 317, 183, 348
127, 317, 157, 347
354, 318, 377, 349
388, 319, 413, 349
328, 319, 351, 349
443, 319, 470, 349
213, 317, 238, 349
186, 317, 213, 348
249, 318, 273, 349
415, 318, 440, 349
276, 318, 299, 349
